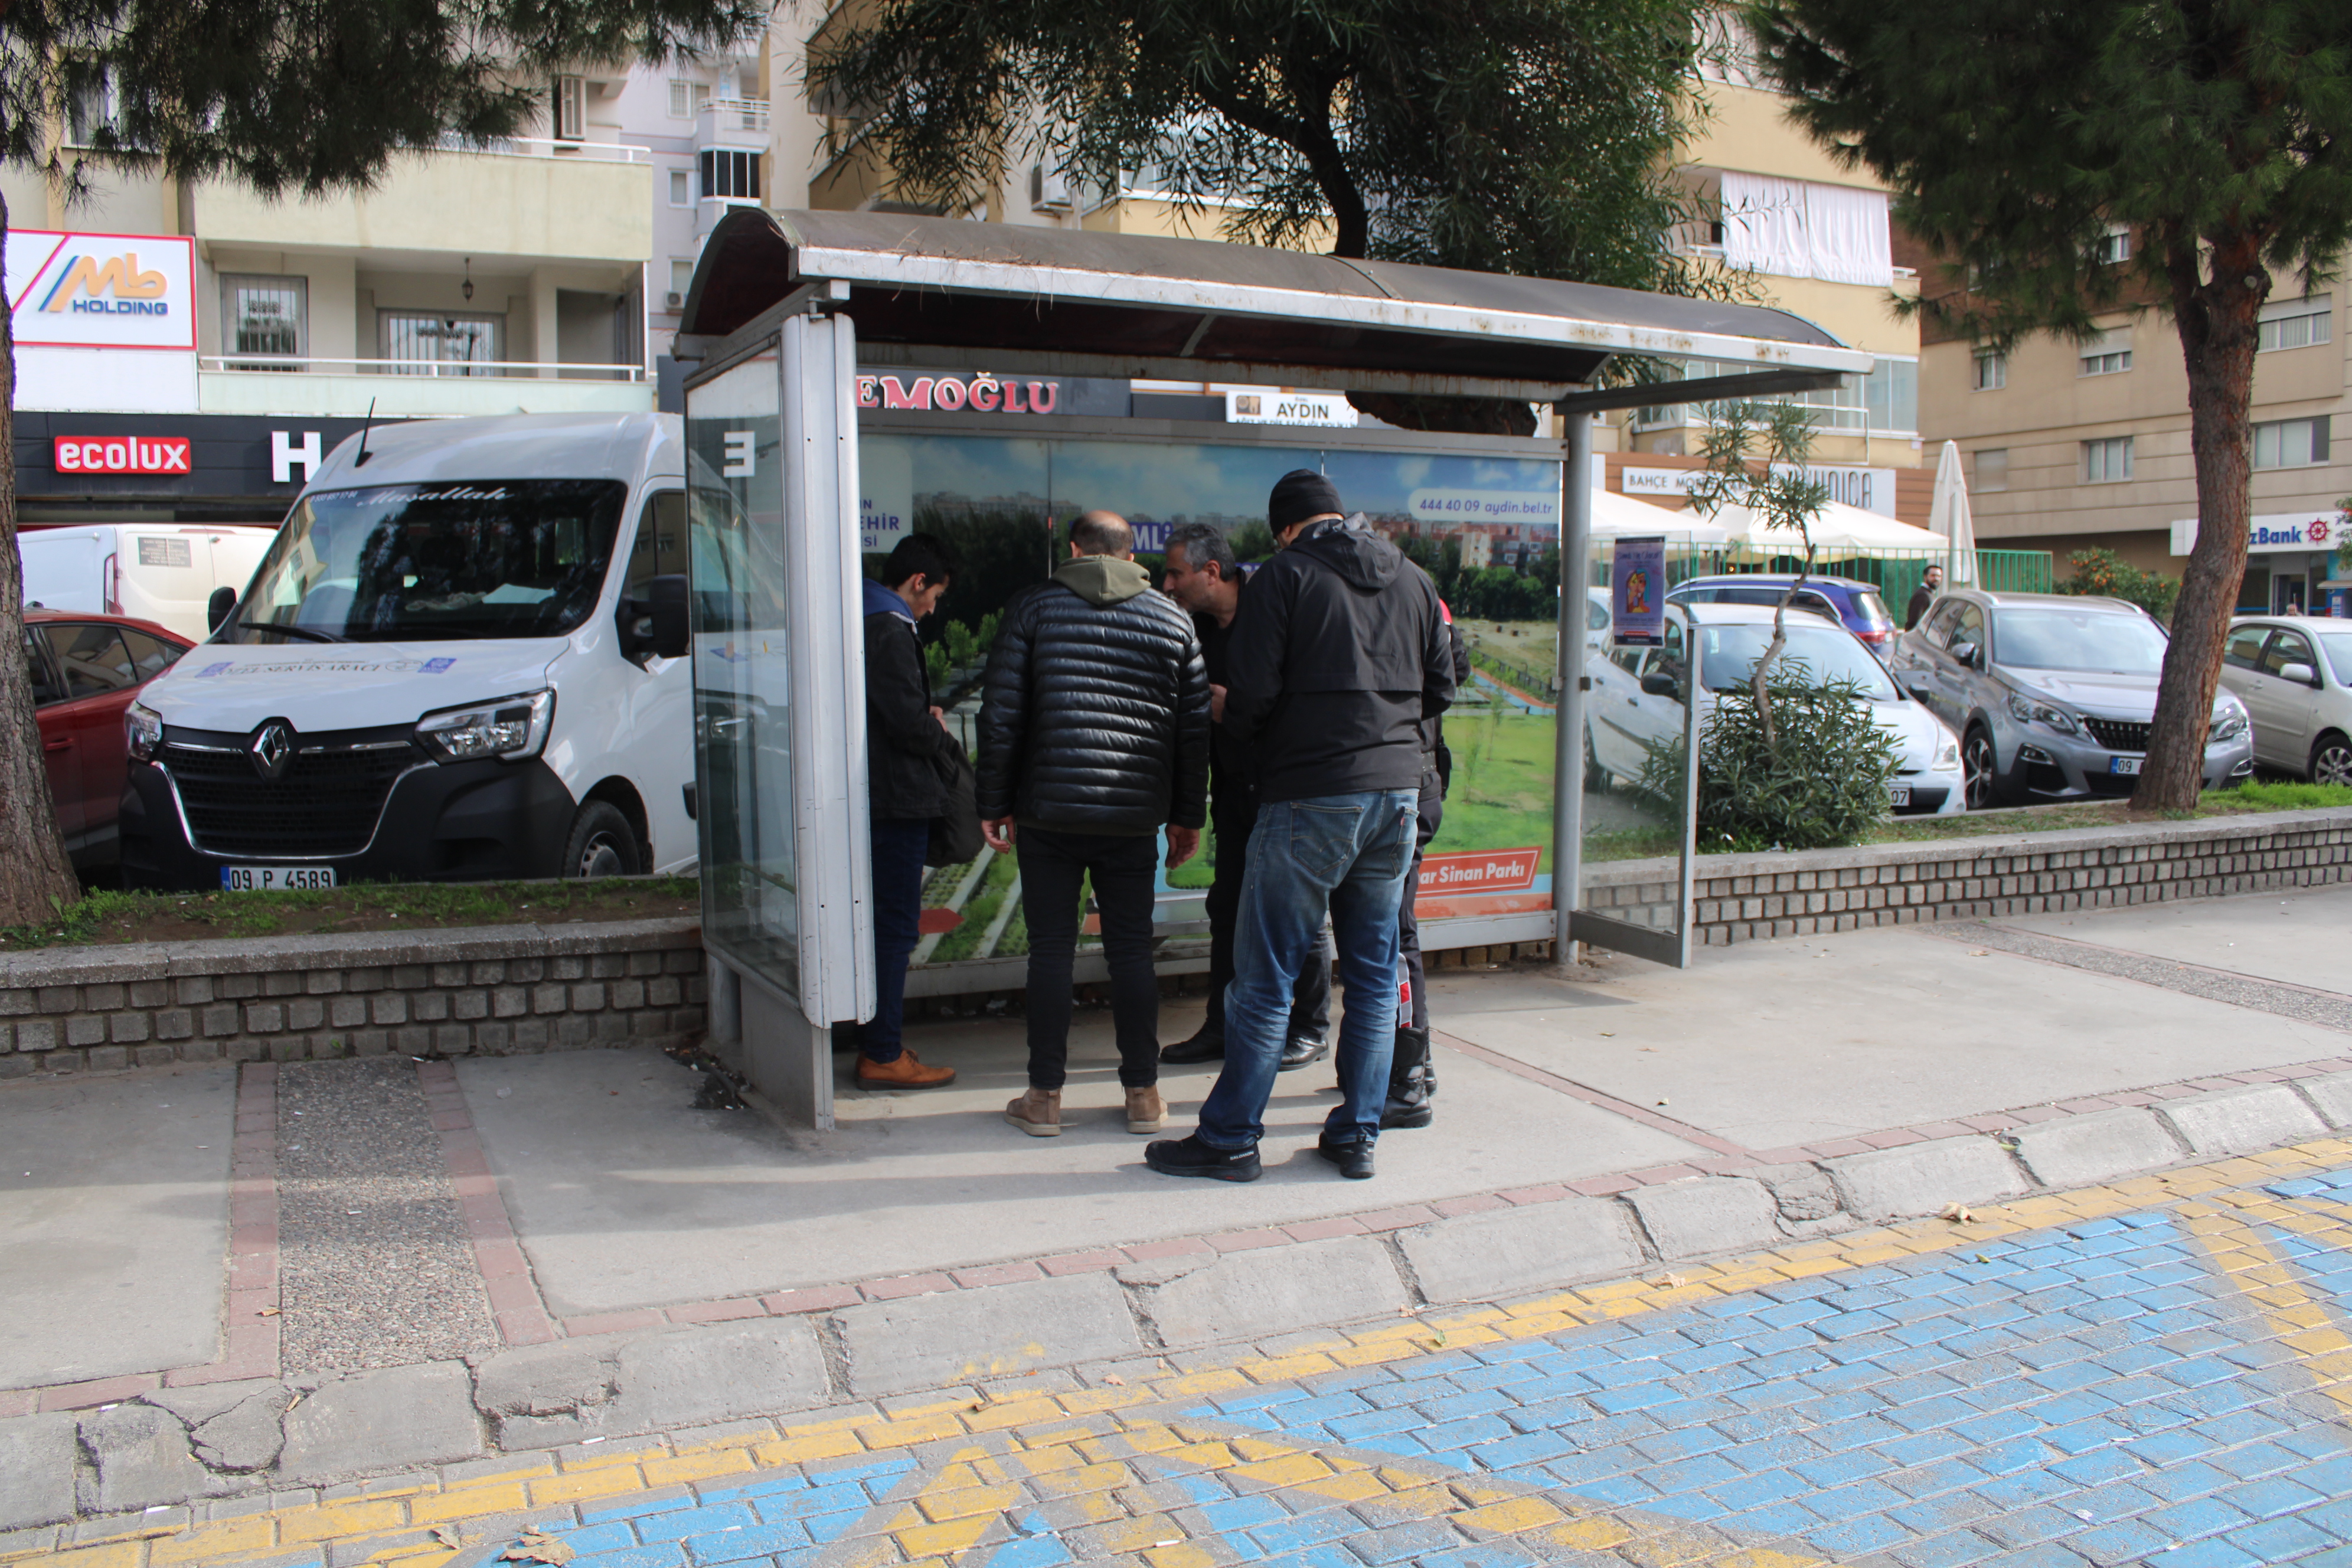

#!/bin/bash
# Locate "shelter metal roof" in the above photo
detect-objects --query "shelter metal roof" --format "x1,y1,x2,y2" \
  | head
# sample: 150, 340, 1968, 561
680, 209, 1872, 406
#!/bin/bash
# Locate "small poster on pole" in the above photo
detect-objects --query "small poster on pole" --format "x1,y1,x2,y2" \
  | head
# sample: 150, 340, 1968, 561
1612, 535, 1667, 647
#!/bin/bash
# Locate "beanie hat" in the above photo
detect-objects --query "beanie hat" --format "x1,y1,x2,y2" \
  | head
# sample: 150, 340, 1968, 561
1268, 469, 1343, 532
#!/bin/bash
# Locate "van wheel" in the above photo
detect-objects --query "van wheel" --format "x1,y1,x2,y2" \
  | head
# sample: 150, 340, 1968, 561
564, 802, 642, 880
1583, 725, 1610, 794
2314, 733, 2352, 789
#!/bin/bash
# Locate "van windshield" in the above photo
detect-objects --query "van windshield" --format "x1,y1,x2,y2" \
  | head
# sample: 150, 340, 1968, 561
220, 480, 628, 644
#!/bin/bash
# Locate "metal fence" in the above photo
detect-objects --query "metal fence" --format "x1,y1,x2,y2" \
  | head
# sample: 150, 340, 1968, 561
1588, 546, 2056, 619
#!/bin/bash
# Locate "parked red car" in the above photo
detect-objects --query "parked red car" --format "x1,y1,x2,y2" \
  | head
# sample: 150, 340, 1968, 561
25, 609, 193, 869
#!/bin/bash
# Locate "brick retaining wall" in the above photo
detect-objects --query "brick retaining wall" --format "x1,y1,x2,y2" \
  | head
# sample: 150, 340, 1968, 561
1584, 806, 2352, 946
0, 918, 705, 1078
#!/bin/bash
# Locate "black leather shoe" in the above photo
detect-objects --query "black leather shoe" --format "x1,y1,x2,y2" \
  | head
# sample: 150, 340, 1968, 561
1314, 1134, 1376, 1180
1277, 1034, 1329, 1072
1145, 1135, 1263, 1182
1159, 1026, 1226, 1064
1382, 1025, 1434, 1129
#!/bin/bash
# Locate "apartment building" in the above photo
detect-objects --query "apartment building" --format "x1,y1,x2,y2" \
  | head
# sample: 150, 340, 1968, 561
7, 67, 658, 524
1921, 250, 2347, 617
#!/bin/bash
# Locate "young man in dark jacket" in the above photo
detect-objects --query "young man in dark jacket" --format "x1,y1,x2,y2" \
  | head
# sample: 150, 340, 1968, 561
857, 533, 961, 1090
976, 511, 1210, 1138
1146, 472, 1453, 1183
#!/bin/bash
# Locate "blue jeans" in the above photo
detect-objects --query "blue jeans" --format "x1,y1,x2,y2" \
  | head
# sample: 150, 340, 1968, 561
1195, 789, 1419, 1149
863, 816, 932, 1063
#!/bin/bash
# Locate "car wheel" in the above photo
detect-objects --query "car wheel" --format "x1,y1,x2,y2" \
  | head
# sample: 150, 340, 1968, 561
2313, 733, 2352, 788
563, 801, 642, 880
1962, 727, 2002, 811
1583, 725, 1609, 794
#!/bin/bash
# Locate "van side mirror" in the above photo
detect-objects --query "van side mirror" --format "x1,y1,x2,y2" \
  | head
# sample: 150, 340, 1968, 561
207, 586, 237, 633
648, 574, 690, 660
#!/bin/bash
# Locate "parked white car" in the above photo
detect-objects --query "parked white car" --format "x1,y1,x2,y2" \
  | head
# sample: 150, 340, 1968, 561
119, 412, 695, 891
2217, 616, 2352, 786
1587, 601, 1966, 815
20, 522, 276, 642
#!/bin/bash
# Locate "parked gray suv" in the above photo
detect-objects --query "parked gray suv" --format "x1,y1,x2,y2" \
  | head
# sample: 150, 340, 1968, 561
1889, 589, 2254, 808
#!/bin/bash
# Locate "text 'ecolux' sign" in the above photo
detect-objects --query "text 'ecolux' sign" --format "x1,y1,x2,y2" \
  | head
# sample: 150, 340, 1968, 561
6, 230, 197, 351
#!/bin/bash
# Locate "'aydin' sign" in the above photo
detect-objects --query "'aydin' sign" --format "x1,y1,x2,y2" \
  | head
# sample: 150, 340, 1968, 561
6, 230, 196, 351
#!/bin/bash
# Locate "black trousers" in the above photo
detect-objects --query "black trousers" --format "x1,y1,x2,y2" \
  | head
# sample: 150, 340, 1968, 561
1018, 825, 1161, 1091
1202, 789, 1332, 1041
1397, 779, 1443, 1032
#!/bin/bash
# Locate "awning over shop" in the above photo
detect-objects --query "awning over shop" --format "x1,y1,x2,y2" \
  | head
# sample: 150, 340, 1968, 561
679, 208, 1873, 404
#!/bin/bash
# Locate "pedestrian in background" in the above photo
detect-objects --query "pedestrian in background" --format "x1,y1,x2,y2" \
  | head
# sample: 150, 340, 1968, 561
1157, 521, 1333, 1073
1147, 472, 1453, 1183
976, 510, 1209, 1138
855, 533, 961, 1090
1906, 564, 1945, 630
1387, 597, 1471, 1129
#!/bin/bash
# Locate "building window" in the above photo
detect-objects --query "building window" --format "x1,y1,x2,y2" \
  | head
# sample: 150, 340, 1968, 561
66, 65, 120, 147
380, 311, 504, 375
668, 168, 691, 207
2259, 296, 2332, 353
698, 148, 761, 201
667, 79, 711, 119
221, 275, 306, 369
2079, 328, 2132, 377
1974, 448, 2008, 492
2094, 223, 2132, 266
551, 74, 586, 142
2081, 436, 2133, 484
667, 259, 695, 308
1972, 351, 2006, 391
2253, 416, 2330, 469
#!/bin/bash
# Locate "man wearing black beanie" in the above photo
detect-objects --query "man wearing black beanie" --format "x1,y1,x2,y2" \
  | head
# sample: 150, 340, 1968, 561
1146, 470, 1455, 1183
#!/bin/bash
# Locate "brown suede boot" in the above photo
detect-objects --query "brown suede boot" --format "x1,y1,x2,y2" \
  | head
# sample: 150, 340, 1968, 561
1006, 1087, 1062, 1136
1123, 1086, 1165, 1134
855, 1050, 955, 1090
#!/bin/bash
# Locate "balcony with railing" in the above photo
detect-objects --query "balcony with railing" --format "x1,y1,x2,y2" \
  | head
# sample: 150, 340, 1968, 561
697, 98, 772, 148
197, 355, 652, 419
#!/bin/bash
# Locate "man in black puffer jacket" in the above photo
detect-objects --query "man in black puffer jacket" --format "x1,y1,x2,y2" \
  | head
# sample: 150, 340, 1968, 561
976, 511, 1210, 1140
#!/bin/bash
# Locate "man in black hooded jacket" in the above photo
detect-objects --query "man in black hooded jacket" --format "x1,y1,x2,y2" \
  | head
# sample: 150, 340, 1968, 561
1146, 472, 1454, 1184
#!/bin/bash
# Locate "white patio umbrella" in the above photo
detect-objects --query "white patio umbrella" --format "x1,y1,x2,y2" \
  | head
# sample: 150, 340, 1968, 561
1684, 498, 1945, 552
1929, 439, 1978, 584
1587, 486, 1732, 543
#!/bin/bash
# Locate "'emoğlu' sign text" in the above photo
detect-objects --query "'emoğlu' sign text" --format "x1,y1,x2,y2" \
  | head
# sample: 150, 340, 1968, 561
856, 372, 1060, 414
6, 230, 196, 351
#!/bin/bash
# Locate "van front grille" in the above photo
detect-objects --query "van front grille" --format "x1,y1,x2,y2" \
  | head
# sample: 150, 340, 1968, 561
164, 734, 422, 859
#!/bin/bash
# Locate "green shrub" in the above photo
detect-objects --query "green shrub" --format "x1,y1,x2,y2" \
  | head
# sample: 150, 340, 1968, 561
2059, 547, 2180, 622
1635, 673, 1900, 852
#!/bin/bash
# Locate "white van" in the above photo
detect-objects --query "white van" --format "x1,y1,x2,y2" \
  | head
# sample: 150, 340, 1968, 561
119, 411, 694, 891
21, 522, 277, 642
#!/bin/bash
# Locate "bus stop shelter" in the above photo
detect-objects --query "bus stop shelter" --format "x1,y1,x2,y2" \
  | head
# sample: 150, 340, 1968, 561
674, 207, 1870, 1129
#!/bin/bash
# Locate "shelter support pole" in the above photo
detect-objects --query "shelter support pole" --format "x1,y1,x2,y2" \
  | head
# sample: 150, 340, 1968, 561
1552, 410, 1592, 971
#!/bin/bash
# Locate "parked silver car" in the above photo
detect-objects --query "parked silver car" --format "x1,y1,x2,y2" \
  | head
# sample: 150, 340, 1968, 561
2216, 617, 2352, 785
1889, 590, 2254, 808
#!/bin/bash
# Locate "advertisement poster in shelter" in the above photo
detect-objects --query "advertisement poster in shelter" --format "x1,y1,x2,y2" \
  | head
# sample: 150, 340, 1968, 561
858, 432, 1564, 969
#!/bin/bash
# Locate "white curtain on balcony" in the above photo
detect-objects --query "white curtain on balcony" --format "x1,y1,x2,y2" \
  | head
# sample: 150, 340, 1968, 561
1721, 171, 1812, 279
1807, 182, 1892, 286
1720, 172, 1890, 287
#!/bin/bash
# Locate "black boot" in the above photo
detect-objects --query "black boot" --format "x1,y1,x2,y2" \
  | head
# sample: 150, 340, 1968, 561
1381, 1025, 1434, 1129
1159, 1023, 1226, 1064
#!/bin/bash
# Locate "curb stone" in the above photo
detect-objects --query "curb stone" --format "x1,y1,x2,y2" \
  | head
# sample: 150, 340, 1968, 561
835, 1272, 1141, 1399
1623, 1176, 1782, 1260
0, 1412, 77, 1531
1122, 1236, 1407, 1350
2295, 1070, 2352, 1129
469, 1322, 828, 1451
276, 1363, 485, 1484
2008, 1108, 2187, 1190
1394, 1196, 1647, 1304
1823, 1135, 2031, 1224
2158, 1083, 2331, 1159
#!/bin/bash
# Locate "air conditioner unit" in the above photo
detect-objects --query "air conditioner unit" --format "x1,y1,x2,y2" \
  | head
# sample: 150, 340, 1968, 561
665, 291, 685, 310
1029, 162, 1073, 213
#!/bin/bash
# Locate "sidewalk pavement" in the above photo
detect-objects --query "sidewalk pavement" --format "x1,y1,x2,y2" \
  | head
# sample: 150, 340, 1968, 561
6, 883, 2352, 1558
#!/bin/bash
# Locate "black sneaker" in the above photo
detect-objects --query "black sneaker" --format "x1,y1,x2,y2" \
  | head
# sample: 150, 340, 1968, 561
1314, 1134, 1376, 1180
1159, 1025, 1226, 1064
1277, 1034, 1329, 1072
1145, 1135, 1262, 1182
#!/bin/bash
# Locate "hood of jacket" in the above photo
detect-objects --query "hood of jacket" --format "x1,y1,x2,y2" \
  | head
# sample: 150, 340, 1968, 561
1053, 554, 1153, 606
1292, 514, 1403, 592
862, 576, 915, 623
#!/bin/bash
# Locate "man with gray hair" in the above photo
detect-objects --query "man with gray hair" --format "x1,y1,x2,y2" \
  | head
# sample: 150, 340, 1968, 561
976, 509, 1210, 1139
1158, 521, 1332, 1071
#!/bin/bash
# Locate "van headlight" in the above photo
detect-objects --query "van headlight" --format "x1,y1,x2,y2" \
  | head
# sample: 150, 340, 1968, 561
416, 690, 554, 762
126, 701, 162, 762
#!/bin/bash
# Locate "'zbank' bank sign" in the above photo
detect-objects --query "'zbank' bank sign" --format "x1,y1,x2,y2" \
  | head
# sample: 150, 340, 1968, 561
6, 230, 197, 351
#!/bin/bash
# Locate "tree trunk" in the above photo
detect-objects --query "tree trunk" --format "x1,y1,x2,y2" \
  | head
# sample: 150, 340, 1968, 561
0, 188, 83, 923
2133, 251, 2262, 811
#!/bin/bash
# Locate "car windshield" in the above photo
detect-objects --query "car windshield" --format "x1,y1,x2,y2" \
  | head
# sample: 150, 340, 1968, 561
1992, 607, 2168, 674
221, 480, 628, 643
1696, 622, 1899, 700
1848, 589, 1892, 630
2319, 632, 2352, 685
